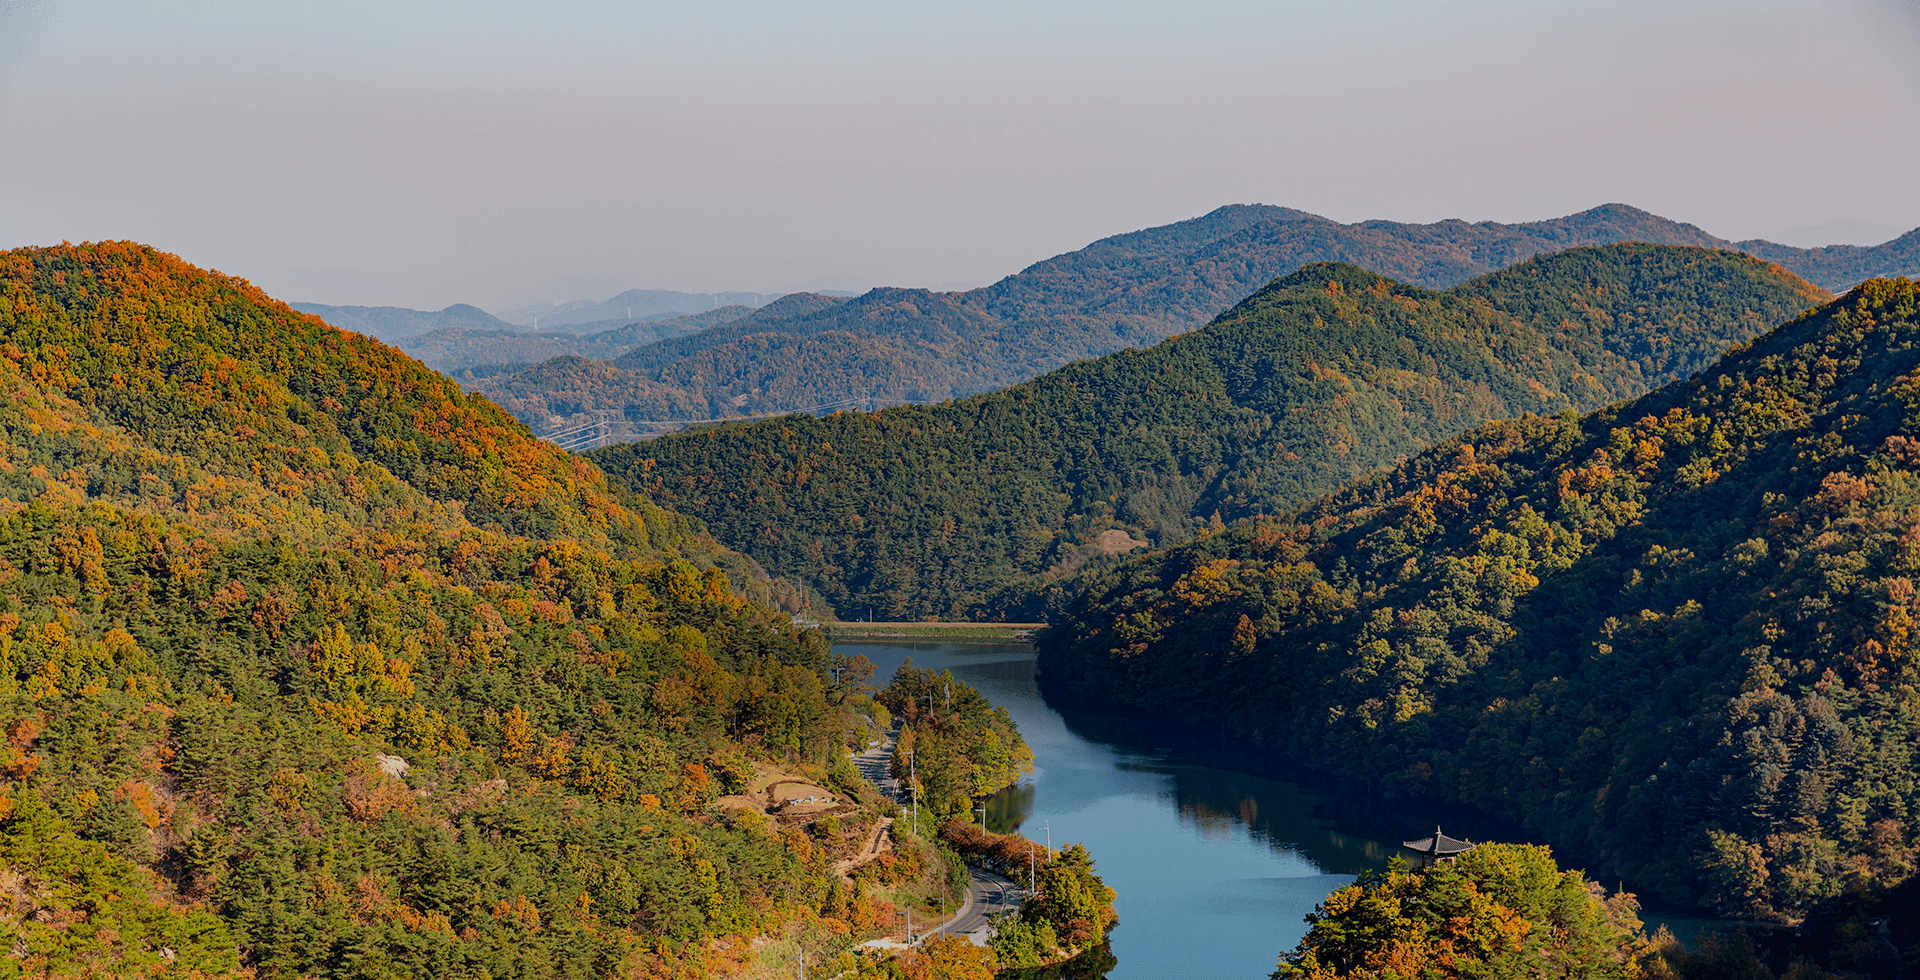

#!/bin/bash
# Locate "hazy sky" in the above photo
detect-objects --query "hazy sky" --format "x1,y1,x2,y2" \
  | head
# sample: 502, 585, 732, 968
2, 0, 1917, 311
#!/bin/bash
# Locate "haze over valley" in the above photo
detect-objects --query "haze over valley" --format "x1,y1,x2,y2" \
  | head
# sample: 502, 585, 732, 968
301, 204, 1920, 443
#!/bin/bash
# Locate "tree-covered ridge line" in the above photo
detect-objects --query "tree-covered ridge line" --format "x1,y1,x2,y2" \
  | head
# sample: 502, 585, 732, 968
1040, 276, 1920, 922
597, 244, 1826, 622
465, 203, 1914, 437
0, 241, 694, 552
0, 241, 985, 979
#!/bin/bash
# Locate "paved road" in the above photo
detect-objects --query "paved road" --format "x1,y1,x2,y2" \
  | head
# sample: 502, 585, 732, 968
852, 722, 902, 802
939, 866, 1024, 945
850, 723, 1025, 945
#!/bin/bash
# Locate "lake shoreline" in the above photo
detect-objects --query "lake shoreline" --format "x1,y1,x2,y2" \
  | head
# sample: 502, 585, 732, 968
1027, 654, 1746, 941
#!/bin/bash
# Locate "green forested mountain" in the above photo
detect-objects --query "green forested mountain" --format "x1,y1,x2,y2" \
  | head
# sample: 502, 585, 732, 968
1039, 275, 1920, 920
596, 245, 1825, 621
0, 242, 981, 978
471, 204, 1913, 436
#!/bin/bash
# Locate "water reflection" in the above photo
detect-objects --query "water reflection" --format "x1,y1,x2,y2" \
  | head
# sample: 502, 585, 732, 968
984, 782, 1035, 833
843, 640, 1737, 973
841, 641, 1423, 979
999, 938, 1119, 980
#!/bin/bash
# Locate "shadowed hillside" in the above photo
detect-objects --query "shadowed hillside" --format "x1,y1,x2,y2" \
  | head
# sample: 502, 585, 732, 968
1042, 274, 1920, 921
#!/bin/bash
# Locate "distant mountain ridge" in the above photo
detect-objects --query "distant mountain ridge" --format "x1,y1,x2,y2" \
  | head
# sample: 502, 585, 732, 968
473, 203, 1920, 436
409, 306, 757, 374
1735, 232, 1920, 288
288, 301, 516, 341
293, 302, 758, 375
494, 287, 780, 327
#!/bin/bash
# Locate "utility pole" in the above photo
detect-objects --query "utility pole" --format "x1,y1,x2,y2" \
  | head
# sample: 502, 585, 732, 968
910, 750, 917, 835
978, 804, 988, 835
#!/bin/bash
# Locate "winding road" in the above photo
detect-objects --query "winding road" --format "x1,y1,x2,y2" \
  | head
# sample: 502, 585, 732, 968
850, 722, 1025, 945
941, 866, 1024, 944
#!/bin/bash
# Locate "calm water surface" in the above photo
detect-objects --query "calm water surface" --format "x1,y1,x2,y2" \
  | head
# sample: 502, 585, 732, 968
838, 640, 1524, 980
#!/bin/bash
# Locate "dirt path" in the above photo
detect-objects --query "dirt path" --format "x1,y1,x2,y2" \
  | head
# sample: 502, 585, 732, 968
826, 725, 903, 878
832, 815, 894, 877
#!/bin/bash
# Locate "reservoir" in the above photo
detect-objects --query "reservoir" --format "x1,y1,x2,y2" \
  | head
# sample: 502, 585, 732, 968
837, 640, 1512, 980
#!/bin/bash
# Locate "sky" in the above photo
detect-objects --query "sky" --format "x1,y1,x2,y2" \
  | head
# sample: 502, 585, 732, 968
1, 0, 1917, 312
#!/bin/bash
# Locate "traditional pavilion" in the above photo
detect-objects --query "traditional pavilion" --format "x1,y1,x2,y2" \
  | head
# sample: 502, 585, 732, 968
1402, 826, 1476, 863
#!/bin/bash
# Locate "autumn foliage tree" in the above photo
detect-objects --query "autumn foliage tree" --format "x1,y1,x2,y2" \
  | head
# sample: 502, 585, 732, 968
1274, 844, 1648, 980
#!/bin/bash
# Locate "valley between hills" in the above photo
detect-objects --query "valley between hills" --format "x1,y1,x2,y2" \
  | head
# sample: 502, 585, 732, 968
7, 199, 1920, 979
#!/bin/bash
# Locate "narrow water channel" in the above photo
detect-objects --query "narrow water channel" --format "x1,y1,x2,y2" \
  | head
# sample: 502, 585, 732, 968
837, 640, 1524, 980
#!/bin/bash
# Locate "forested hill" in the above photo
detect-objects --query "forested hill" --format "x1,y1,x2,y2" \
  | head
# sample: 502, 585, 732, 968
595, 244, 1826, 621
472, 203, 1913, 436
1040, 275, 1920, 922
0, 242, 936, 977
